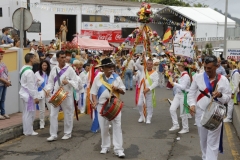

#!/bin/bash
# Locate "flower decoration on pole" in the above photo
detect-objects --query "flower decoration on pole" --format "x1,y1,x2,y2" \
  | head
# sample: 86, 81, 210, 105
137, 2, 153, 23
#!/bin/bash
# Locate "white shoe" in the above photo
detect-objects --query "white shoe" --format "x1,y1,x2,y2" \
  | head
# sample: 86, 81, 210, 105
115, 151, 125, 158
178, 128, 189, 134
47, 136, 57, 142
61, 135, 71, 140
167, 99, 172, 105
169, 125, 180, 131
146, 119, 151, 124
223, 118, 232, 123
138, 116, 144, 123
40, 125, 44, 129
100, 148, 109, 154
109, 125, 112, 128
31, 131, 38, 136
194, 123, 197, 126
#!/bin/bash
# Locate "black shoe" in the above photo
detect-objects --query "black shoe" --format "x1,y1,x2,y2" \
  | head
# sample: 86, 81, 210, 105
130, 88, 133, 91
126, 89, 128, 90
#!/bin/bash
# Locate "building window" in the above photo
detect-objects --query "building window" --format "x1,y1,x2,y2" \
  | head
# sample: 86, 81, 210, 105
114, 16, 138, 23
0, 8, 2, 17
82, 15, 109, 22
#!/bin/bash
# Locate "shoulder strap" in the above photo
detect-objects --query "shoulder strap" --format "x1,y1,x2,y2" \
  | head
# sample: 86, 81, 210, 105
20, 67, 32, 80
213, 74, 220, 92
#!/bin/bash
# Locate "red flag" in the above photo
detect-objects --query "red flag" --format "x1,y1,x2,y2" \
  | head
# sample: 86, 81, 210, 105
162, 28, 172, 43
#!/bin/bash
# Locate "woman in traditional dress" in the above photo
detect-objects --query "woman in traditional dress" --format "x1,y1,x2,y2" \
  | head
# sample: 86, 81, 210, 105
35, 60, 51, 129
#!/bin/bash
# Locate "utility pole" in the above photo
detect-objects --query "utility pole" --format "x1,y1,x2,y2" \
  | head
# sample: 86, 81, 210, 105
223, 0, 228, 58
23, 0, 30, 47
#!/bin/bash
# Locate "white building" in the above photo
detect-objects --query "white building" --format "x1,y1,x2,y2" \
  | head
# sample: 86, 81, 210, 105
0, 0, 164, 43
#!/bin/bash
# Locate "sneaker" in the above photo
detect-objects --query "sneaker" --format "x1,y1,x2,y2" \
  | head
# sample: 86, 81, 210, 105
130, 88, 133, 91
31, 131, 38, 136
62, 135, 71, 140
126, 89, 128, 91
169, 125, 180, 131
146, 119, 151, 124
47, 136, 57, 142
0, 115, 5, 120
3, 115, 10, 119
100, 148, 109, 154
223, 118, 232, 123
138, 116, 144, 123
40, 125, 44, 129
194, 122, 197, 126
167, 99, 172, 105
178, 128, 189, 134
115, 151, 125, 158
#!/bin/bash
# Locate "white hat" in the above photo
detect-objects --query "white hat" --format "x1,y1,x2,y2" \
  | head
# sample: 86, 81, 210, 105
50, 54, 58, 65
152, 53, 158, 56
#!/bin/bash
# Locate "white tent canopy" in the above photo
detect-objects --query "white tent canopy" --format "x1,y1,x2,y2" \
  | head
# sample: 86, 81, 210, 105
169, 6, 236, 26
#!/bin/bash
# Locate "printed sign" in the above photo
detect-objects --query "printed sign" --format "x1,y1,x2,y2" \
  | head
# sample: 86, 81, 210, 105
173, 30, 194, 58
226, 49, 240, 61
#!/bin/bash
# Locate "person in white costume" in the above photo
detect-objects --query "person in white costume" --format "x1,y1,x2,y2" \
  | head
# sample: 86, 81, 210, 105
90, 58, 126, 158
79, 63, 90, 113
19, 53, 39, 136
35, 60, 52, 129
188, 55, 231, 160
46, 51, 78, 141
168, 61, 191, 134
224, 60, 240, 122
135, 55, 159, 124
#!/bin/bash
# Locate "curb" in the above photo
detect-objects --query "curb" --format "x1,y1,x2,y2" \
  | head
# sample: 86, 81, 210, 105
0, 116, 50, 144
233, 105, 240, 139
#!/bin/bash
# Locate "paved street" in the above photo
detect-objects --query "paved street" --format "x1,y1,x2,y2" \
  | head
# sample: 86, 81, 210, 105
0, 87, 240, 160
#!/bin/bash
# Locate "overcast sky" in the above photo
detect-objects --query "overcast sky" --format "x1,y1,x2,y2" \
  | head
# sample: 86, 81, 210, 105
183, 0, 240, 18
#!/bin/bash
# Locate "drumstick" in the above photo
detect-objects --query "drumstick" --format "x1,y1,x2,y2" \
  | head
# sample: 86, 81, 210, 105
183, 104, 196, 114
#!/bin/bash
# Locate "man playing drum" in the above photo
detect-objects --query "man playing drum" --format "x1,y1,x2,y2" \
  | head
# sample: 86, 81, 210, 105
90, 58, 126, 158
187, 55, 231, 160
46, 51, 78, 141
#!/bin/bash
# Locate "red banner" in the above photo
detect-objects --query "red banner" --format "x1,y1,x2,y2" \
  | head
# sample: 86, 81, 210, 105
81, 30, 135, 43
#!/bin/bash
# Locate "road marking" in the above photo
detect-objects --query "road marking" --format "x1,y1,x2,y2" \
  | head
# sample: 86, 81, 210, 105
224, 123, 240, 160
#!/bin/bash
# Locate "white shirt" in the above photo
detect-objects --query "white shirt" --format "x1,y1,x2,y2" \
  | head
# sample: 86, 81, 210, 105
135, 57, 159, 91
122, 59, 135, 70
174, 71, 191, 93
35, 71, 49, 99
187, 73, 231, 111
90, 72, 126, 104
46, 64, 78, 97
133, 70, 141, 84
19, 65, 38, 101
79, 70, 88, 87
230, 69, 240, 94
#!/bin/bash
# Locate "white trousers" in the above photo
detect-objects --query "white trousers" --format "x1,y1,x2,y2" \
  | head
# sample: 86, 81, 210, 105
97, 104, 124, 152
158, 72, 165, 87
38, 97, 51, 127
196, 107, 222, 160
137, 92, 153, 120
227, 99, 234, 119
169, 93, 189, 129
49, 96, 74, 137
21, 99, 36, 135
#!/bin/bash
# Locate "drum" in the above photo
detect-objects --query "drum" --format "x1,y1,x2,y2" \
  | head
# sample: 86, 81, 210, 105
49, 87, 68, 107
201, 101, 226, 131
100, 96, 123, 121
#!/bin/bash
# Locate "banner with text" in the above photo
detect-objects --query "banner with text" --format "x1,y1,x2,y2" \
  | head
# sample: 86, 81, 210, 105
173, 30, 194, 58
226, 49, 240, 61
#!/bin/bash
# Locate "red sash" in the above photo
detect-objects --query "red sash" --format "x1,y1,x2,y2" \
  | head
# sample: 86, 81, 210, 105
196, 74, 221, 102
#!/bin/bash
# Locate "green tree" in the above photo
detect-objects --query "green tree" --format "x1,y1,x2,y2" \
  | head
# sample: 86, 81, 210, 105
205, 43, 213, 55
193, 3, 208, 7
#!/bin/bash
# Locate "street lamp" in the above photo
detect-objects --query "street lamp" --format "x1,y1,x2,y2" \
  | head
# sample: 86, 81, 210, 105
223, 0, 228, 58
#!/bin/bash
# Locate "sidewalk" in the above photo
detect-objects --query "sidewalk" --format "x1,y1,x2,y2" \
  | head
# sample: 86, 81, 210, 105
0, 110, 50, 144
